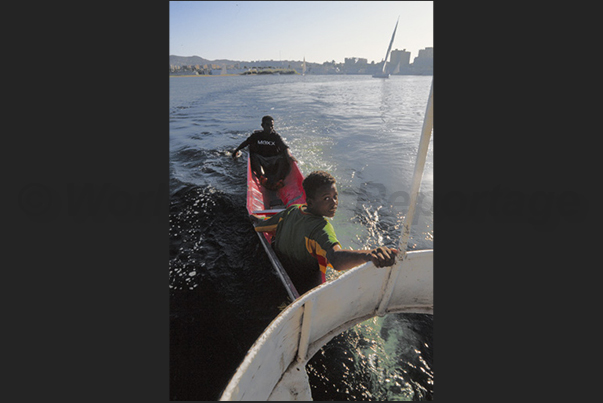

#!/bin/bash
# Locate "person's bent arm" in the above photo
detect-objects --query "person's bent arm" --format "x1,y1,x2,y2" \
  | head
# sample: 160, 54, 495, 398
232, 139, 249, 159
326, 244, 398, 272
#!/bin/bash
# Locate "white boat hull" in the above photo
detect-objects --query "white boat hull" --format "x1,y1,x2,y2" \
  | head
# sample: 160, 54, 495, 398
219, 249, 433, 401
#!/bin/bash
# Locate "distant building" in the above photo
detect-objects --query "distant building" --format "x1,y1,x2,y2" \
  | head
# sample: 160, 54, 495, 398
344, 57, 367, 65
411, 47, 433, 74
344, 57, 368, 74
390, 49, 411, 74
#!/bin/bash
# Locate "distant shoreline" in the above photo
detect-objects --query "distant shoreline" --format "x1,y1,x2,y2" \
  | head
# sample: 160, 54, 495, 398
169, 72, 299, 78
169, 73, 433, 78
170, 74, 240, 78
170, 69, 300, 78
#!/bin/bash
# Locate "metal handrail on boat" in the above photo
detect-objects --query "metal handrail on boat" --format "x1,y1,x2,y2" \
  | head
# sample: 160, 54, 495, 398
221, 81, 433, 401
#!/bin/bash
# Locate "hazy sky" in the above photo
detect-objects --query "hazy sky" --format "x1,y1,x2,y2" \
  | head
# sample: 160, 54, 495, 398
169, 1, 433, 64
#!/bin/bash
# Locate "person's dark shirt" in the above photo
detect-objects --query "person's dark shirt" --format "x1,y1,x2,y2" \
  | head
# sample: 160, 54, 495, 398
241, 130, 289, 157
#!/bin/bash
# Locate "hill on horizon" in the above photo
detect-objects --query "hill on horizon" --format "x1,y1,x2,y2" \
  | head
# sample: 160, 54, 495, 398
169, 55, 255, 67
169, 54, 309, 67
169, 55, 210, 66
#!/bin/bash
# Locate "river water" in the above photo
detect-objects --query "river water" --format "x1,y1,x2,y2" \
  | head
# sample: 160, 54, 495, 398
169, 74, 433, 400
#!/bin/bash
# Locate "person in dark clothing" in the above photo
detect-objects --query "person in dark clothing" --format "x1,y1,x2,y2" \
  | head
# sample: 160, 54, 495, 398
232, 116, 297, 190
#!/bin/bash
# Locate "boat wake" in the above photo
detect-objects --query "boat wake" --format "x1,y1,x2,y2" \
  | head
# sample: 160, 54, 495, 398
169, 182, 290, 400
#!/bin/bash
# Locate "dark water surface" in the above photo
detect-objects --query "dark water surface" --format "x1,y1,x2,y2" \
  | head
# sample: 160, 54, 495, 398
169, 74, 433, 400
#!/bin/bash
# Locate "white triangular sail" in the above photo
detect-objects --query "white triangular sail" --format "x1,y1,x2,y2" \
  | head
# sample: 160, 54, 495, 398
373, 16, 399, 78
381, 17, 399, 74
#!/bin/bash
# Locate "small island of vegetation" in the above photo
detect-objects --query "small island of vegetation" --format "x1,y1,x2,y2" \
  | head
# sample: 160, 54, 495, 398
240, 68, 298, 75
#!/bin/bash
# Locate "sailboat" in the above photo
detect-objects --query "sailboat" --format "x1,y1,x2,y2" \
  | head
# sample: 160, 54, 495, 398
373, 17, 399, 79
302, 56, 306, 76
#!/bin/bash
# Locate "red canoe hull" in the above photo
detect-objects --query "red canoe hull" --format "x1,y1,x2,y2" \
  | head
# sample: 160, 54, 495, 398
246, 155, 306, 219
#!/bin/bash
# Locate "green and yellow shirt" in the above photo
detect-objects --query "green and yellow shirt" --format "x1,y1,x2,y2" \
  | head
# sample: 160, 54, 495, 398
254, 204, 340, 294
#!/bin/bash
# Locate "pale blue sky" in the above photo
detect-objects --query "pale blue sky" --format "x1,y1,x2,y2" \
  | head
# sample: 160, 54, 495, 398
169, 1, 433, 64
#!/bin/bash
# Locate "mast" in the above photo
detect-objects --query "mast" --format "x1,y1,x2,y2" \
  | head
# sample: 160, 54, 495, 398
376, 81, 432, 317
398, 81, 433, 257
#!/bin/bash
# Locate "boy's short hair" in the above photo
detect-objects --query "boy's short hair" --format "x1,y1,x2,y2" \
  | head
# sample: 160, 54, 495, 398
303, 171, 336, 199
261, 115, 274, 125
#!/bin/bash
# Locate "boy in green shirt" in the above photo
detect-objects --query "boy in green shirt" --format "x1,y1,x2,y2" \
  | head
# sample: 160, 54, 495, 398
252, 171, 398, 295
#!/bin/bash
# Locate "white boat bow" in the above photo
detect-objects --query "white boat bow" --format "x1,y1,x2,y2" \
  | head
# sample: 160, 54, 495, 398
219, 250, 432, 401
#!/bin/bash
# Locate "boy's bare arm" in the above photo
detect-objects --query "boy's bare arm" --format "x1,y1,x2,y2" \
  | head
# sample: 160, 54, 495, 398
326, 244, 398, 272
